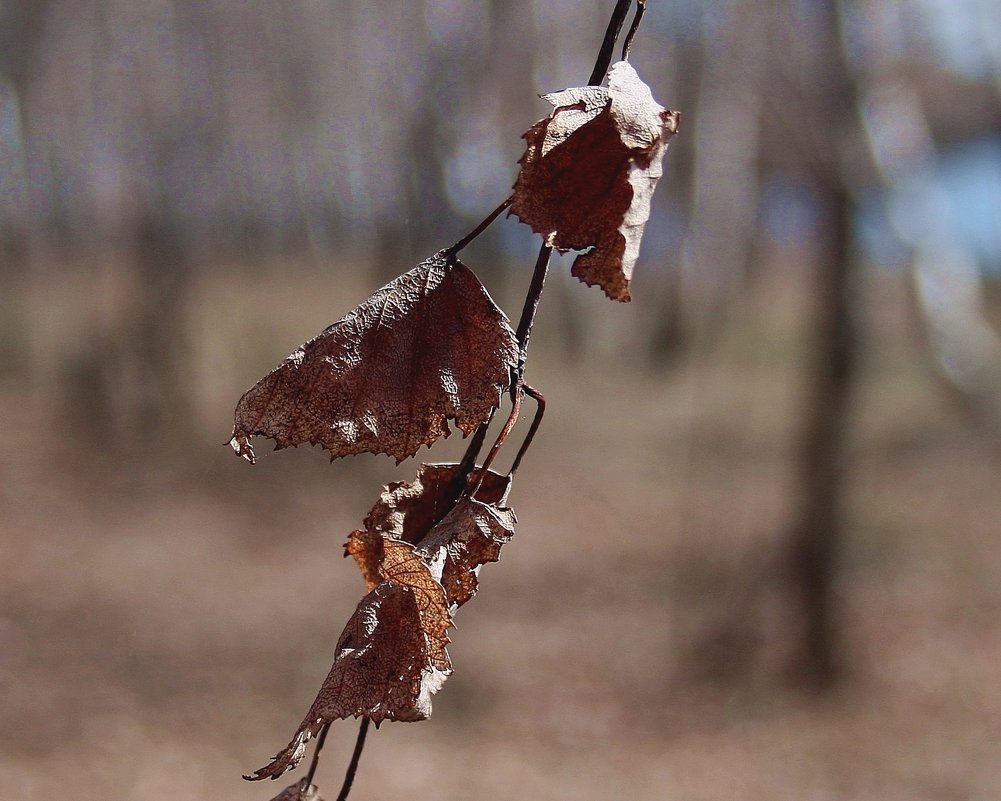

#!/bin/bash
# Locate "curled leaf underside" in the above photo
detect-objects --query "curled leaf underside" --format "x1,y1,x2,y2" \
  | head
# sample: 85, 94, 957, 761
511, 60, 681, 301
248, 464, 516, 781
230, 251, 519, 464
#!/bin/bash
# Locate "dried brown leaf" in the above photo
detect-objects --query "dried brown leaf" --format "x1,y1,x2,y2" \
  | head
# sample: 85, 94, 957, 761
345, 463, 514, 608
360, 463, 510, 546
344, 528, 383, 593
379, 539, 451, 671
415, 491, 516, 610
247, 577, 451, 781
230, 251, 518, 464
250, 465, 516, 781
511, 60, 681, 301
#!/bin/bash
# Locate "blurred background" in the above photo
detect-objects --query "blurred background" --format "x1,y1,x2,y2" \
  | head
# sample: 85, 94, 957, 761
3, 0, 1001, 798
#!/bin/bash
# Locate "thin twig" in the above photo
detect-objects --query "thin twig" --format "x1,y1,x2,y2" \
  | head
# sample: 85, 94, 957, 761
335, 717, 371, 801
446, 413, 495, 507
475, 246, 551, 484
472, 385, 523, 494
301, 722, 331, 796
508, 384, 546, 478
451, 0, 633, 491
589, 0, 633, 85
458, 416, 494, 477
447, 197, 513, 255
621, 0, 646, 61
515, 245, 553, 375
477, 0, 633, 480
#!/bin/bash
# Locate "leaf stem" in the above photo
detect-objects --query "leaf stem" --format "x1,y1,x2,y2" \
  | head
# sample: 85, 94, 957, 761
472, 0, 635, 481
515, 244, 553, 375
448, 413, 495, 505
301, 722, 331, 796
474, 245, 551, 485
589, 0, 633, 85
335, 717, 370, 801
621, 0, 646, 62
508, 384, 546, 478
447, 197, 513, 255
472, 385, 523, 494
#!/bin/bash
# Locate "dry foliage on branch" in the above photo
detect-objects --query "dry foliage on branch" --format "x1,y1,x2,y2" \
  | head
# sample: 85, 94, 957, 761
232, 11, 677, 793
511, 60, 681, 301
348, 463, 516, 608
344, 464, 506, 593
247, 579, 449, 782
230, 251, 518, 464
248, 465, 515, 782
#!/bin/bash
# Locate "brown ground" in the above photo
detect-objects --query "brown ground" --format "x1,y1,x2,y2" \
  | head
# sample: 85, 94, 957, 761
2, 262, 1000, 800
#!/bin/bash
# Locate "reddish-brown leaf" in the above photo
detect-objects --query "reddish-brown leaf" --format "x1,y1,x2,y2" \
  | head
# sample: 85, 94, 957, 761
343, 528, 383, 593
510, 60, 681, 301
379, 539, 451, 671
249, 465, 516, 781
246, 577, 451, 781
230, 251, 518, 464
357, 462, 510, 547
345, 463, 514, 608
415, 491, 516, 610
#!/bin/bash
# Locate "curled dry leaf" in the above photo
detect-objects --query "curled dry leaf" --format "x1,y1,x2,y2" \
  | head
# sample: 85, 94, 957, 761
380, 539, 451, 672
511, 60, 681, 301
346, 463, 515, 609
247, 574, 451, 781
350, 462, 510, 549
230, 251, 518, 464
250, 465, 515, 782
414, 489, 515, 609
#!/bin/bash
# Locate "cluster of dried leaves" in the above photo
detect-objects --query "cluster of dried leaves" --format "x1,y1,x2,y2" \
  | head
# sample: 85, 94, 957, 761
248, 464, 516, 781
230, 59, 678, 796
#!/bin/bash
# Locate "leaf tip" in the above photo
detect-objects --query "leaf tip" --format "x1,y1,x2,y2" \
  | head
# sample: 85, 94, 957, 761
229, 430, 257, 463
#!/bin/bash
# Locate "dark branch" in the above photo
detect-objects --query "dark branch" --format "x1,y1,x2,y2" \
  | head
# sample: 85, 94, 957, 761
509, 384, 546, 477
335, 717, 371, 801
448, 413, 495, 506
301, 722, 331, 795
495, 1, 636, 480
589, 0, 633, 85
447, 197, 513, 255
621, 0, 646, 61
514, 245, 553, 376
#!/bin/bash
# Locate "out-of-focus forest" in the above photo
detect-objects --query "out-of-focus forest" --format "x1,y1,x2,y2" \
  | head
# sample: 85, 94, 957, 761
3, 1, 1001, 799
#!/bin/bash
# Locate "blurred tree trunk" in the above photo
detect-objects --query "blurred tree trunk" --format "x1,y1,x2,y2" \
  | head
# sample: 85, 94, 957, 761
375, 0, 458, 279
789, 178, 857, 688
128, 207, 192, 435
61, 4, 198, 444
0, 1, 50, 86
785, 0, 864, 689
646, 33, 700, 369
